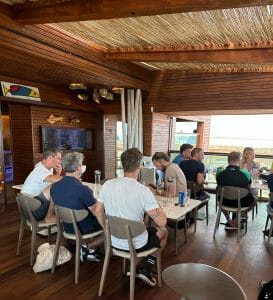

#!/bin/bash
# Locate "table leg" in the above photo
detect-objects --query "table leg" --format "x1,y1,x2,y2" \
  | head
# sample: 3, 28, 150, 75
183, 217, 187, 244
175, 221, 178, 255
194, 208, 198, 233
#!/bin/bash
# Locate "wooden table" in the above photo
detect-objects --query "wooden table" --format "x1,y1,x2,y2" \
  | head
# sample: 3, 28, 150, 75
156, 196, 201, 255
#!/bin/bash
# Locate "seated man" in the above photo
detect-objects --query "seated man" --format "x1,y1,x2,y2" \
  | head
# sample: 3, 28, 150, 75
50, 152, 105, 262
151, 152, 187, 196
98, 148, 168, 287
216, 151, 255, 230
21, 147, 62, 221
172, 143, 193, 165
179, 147, 208, 200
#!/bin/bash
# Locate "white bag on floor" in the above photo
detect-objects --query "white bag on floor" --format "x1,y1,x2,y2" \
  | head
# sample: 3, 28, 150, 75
33, 242, 72, 273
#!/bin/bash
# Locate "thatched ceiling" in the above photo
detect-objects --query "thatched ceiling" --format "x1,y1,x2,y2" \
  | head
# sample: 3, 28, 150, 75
1, 1, 273, 73
48, 5, 273, 72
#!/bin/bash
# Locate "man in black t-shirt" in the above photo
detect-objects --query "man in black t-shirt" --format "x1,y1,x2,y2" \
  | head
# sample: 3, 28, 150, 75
216, 151, 255, 229
179, 147, 208, 200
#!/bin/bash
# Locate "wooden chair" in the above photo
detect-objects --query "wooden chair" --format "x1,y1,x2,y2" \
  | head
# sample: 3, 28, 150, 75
51, 205, 103, 284
16, 193, 56, 266
98, 215, 162, 300
213, 186, 250, 242
263, 192, 273, 245
187, 181, 209, 225
162, 263, 247, 300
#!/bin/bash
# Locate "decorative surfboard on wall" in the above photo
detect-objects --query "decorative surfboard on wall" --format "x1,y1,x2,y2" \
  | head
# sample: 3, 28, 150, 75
1, 81, 41, 101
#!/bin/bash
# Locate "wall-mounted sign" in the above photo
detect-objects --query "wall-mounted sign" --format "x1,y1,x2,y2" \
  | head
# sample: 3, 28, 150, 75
1, 81, 41, 101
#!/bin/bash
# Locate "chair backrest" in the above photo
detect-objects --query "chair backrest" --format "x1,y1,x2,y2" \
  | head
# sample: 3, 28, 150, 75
187, 181, 204, 198
162, 263, 247, 300
217, 186, 249, 202
16, 193, 41, 224
55, 205, 89, 238
106, 215, 146, 254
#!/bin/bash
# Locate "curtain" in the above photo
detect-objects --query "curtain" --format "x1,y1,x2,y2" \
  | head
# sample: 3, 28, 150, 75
121, 88, 143, 152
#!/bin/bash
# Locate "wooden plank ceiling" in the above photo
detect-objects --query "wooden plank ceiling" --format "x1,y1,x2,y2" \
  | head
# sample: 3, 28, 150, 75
1, 0, 273, 92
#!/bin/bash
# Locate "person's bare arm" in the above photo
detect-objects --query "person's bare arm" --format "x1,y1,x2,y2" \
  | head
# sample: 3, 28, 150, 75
44, 174, 62, 183
196, 172, 205, 185
146, 206, 167, 227
89, 201, 105, 230
43, 185, 56, 222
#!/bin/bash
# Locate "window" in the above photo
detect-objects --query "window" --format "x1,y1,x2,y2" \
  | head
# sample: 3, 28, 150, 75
173, 120, 198, 150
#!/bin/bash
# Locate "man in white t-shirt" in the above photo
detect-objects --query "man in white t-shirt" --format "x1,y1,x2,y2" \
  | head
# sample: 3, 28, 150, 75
21, 147, 62, 220
98, 148, 168, 287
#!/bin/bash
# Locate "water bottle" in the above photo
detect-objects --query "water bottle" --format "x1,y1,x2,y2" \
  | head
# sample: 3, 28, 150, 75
94, 170, 101, 198
94, 170, 101, 185
166, 177, 176, 197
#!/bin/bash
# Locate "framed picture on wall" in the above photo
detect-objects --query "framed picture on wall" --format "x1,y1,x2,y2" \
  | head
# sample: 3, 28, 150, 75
1, 81, 41, 101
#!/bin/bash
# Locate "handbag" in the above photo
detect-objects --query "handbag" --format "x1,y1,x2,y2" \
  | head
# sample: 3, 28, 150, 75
33, 242, 72, 273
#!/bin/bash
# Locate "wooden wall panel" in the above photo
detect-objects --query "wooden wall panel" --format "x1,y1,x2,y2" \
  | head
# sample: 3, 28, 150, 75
104, 114, 119, 179
143, 112, 170, 156
8, 103, 34, 184
30, 105, 104, 182
147, 72, 273, 114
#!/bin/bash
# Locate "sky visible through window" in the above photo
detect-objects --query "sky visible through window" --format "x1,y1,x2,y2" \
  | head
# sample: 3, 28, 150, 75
209, 115, 273, 155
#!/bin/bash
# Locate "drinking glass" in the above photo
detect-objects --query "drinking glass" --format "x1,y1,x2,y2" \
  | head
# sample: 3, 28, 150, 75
157, 179, 164, 196
186, 189, 191, 207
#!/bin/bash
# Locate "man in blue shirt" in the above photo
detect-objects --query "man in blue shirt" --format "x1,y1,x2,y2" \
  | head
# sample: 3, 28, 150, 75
172, 143, 193, 165
50, 152, 105, 262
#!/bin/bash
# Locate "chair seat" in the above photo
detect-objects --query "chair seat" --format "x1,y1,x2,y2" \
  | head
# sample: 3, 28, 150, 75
26, 220, 56, 228
221, 205, 249, 212
112, 247, 159, 259
63, 229, 103, 240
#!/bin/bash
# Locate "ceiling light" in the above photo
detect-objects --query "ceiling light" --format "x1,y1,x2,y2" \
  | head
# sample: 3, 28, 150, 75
99, 88, 108, 98
112, 87, 122, 93
69, 83, 87, 90
105, 92, 113, 100
93, 89, 101, 104
77, 93, 89, 101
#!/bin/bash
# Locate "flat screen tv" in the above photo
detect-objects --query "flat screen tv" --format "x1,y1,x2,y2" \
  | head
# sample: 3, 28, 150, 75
41, 126, 92, 152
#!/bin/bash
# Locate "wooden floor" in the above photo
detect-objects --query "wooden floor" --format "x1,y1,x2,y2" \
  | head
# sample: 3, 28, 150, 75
0, 195, 273, 300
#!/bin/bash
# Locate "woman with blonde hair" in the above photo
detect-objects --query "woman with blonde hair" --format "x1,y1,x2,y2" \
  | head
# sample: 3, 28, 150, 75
240, 147, 260, 178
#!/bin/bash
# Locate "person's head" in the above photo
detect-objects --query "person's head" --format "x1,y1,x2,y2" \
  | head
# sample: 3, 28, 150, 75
152, 152, 171, 171
191, 147, 204, 162
180, 143, 193, 160
61, 152, 84, 177
42, 147, 62, 168
121, 148, 143, 173
242, 147, 255, 162
228, 151, 241, 166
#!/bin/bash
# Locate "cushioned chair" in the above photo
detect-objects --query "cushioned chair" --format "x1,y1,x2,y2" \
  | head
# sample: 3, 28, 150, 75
98, 215, 162, 300
51, 205, 103, 284
187, 181, 209, 226
162, 263, 247, 300
213, 186, 250, 242
263, 192, 273, 245
16, 193, 56, 266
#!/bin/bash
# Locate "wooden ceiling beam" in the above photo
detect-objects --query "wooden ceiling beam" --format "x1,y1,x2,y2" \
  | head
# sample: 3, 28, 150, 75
0, 2, 20, 27
13, 0, 273, 25
0, 27, 151, 90
105, 48, 273, 64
